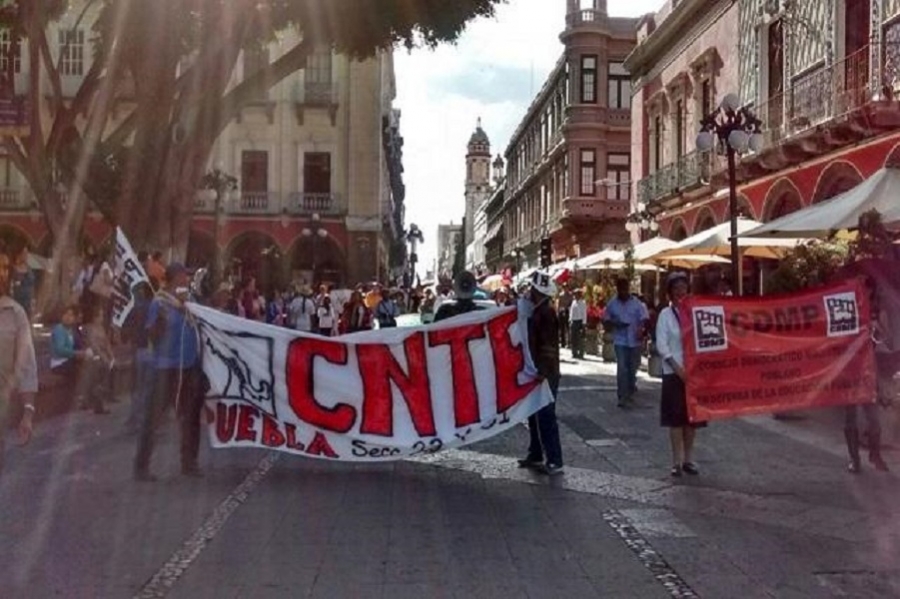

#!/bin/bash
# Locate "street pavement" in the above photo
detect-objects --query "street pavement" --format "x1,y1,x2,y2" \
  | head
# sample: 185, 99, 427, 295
1, 352, 900, 598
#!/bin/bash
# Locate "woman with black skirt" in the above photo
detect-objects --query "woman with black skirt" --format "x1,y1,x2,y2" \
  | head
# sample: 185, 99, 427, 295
655, 272, 706, 477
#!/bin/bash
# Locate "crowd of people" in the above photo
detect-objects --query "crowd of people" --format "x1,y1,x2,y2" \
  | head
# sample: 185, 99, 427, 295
1, 236, 894, 482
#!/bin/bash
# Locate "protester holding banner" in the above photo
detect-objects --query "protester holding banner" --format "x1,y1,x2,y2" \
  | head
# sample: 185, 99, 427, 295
134, 262, 205, 481
845, 278, 891, 473
317, 296, 337, 336
123, 282, 155, 433
603, 277, 649, 409
655, 272, 704, 477
518, 270, 564, 476
0, 249, 37, 476
434, 271, 484, 322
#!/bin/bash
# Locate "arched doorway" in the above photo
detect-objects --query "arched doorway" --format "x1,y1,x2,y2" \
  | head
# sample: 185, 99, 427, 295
812, 160, 863, 204
669, 219, 688, 241
225, 232, 283, 294
693, 209, 717, 234
287, 234, 346, 289
186, 230, 216, 271
763, 179, 803, 221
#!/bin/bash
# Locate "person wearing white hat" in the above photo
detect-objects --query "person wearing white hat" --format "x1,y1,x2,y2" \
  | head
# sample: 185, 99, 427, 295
517, 270, 564, 475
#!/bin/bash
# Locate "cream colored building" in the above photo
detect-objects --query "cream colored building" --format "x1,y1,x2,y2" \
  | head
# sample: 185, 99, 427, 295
0, 4, 406, 288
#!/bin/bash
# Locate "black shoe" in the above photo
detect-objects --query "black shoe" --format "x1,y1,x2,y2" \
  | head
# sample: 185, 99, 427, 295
681, 462, 700, 475
670, 465, 682, 477
517, 457, 544, 469
134, 471, 158, 482
540, 463, 564, 476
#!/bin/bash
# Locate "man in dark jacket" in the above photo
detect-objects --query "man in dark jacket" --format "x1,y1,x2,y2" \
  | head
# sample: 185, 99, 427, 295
434, 271, 484, 322
518, 270, 564, 475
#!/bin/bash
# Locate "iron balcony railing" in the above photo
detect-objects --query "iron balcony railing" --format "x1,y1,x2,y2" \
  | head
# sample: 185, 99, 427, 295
0, 188, 30, 210
636, 149, 713, 206
757, 44, 876, 144
193, 191, 344, 216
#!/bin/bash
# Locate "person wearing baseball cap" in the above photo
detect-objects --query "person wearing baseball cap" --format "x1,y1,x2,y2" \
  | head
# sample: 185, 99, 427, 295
517, 269, 564, 475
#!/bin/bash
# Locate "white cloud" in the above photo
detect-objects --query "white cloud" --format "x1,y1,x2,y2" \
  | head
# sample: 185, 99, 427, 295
395, 0, 664, 276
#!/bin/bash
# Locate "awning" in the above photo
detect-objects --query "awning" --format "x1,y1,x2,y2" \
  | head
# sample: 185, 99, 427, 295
744, 166, 900, 238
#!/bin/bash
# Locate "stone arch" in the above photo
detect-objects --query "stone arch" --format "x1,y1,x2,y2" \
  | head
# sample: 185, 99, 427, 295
762, 178, 804, 221
669, 218, 689, 241
693, 208, 717, 234
286, 233, 347, 289
884, 143, 900, 168
225, 231, 283, 293
811, 160, 863, 204
736, 193, 755, 219
186, 229, 216, 270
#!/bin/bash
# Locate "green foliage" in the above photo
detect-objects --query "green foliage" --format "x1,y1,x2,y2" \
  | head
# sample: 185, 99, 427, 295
765, 240, 849, 294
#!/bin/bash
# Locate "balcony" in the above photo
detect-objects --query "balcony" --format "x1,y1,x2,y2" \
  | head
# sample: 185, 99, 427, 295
637, 149, 713, 206
294, 81, 338, 125
566, 8, 605, 29
561, 197, 630, 222
287, 192, 343, 215
236, 191, 277, 214
0, 188, 32, 211
749, 43, 900, 174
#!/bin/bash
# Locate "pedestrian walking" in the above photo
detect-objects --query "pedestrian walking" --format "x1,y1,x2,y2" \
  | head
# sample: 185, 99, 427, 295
317, 296, 336, 336
655, 272, 705, 477
289, 286, 316, 333
123, 282, 155, 433
134, 263, 205, 481
374, 288, 399, 328
557, 286, 572, 348
603, 277, 649, 408
517, 270, 564, 476
0, 249, 37, 476
569, 288, 587, 359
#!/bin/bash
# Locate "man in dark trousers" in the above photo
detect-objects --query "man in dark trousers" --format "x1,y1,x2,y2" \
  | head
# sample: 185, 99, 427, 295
434, 271, 485, 322
518, 270, 564, 475
134, 263, 205, 481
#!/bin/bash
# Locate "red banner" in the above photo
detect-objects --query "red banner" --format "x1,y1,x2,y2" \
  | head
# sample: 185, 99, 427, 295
683, 279, 875, 422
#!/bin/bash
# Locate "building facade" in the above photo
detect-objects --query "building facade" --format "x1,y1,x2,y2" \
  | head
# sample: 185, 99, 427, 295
435, 223, 463, 280
464, 121, 495, 272
628, 0, 900, 289
0, 5, 404, 289
494, 0, 638, 273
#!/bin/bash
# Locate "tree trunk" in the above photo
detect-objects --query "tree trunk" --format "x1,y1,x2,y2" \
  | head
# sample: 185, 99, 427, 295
35, 190, 88, 320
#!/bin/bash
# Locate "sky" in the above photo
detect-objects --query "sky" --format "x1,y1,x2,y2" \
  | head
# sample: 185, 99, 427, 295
395, 0, 665, 276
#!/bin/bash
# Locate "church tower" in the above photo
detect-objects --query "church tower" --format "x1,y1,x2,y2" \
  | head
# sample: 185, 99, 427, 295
464, 118, 491, 243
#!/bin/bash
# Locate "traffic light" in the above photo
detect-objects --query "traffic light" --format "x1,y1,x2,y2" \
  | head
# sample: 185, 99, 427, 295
540, 237, 552, 268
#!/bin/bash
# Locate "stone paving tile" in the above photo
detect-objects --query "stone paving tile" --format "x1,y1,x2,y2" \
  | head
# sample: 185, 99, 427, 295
521, 575, 601, 598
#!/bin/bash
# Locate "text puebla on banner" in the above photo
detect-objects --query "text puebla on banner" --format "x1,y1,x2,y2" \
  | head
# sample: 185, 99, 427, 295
683, 278, 876, 422
187, 304, 554, 461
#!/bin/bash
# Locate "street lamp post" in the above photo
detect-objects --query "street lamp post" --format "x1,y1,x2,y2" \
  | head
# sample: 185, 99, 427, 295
199, 169, 239, 289
696, 93, 763, 296
625, 201, 660, 238
405, 223, 424, 289
510, 243, 523, 275
301, 212, 328, 286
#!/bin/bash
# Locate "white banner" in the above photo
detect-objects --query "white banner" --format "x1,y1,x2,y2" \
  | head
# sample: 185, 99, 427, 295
187, 304, 553, 461
111, 227, 150, 328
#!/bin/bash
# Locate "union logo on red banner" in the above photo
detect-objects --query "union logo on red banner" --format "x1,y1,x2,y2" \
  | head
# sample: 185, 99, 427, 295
682, 279, 876, 422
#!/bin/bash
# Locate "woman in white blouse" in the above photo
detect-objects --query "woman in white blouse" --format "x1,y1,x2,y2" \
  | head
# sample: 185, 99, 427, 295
655, 271, 706, 477
317, 295, 336, 337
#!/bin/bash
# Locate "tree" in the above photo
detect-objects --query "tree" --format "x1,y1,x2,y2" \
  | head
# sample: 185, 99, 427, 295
2, 0, 506, 307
